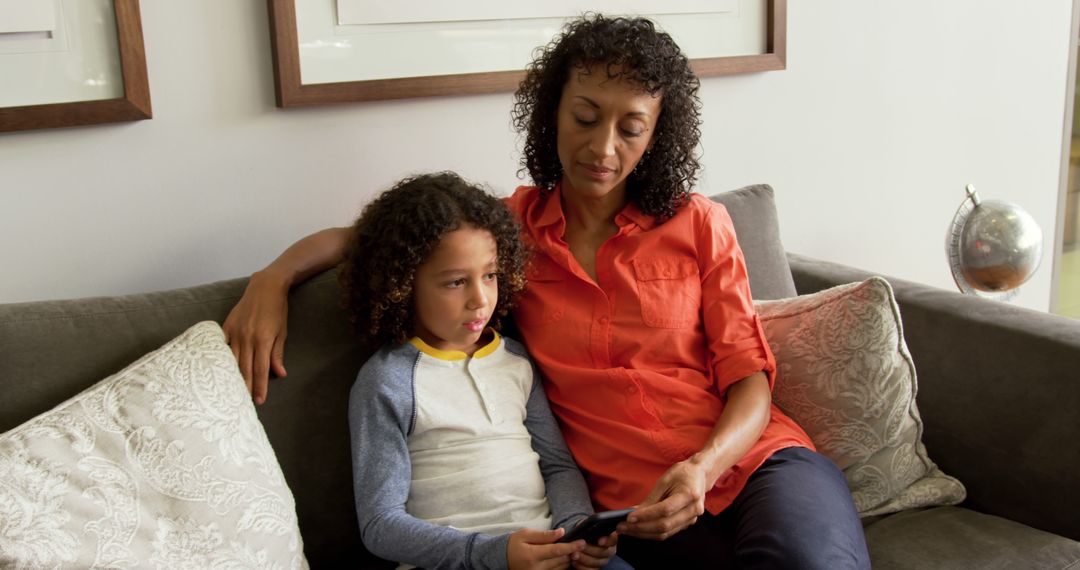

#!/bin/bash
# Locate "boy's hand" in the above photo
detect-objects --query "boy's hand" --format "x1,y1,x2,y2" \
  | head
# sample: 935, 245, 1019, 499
571, 532, 618, 569
507, 528, 584, 570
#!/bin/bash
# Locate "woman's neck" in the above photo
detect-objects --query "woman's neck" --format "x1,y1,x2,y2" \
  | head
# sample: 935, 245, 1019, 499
559, 179, 627, 234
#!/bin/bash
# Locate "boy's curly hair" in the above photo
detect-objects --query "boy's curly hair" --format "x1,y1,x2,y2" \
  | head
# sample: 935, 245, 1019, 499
511, 14, 702, 222
338, 172, 528, 344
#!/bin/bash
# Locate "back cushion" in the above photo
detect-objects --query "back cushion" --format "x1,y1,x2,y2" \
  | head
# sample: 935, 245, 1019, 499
709, 184, 797, 300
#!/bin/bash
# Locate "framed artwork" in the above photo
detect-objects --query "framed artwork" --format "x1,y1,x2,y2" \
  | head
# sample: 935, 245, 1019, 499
267, 0, 786, 107
0, 0, 151, 133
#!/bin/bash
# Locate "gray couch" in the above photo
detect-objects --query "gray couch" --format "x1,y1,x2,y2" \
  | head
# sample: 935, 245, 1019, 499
2, 185, 1078, 569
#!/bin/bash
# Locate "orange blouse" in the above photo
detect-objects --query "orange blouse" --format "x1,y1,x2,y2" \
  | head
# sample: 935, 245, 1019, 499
504, 185, 813, 514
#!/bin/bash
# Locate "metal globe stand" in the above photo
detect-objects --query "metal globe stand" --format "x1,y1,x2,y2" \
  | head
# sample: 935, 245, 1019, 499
946, 184, 1044, 301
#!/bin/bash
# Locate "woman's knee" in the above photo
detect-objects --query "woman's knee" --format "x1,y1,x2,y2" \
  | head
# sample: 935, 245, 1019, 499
734, 447, 870, 569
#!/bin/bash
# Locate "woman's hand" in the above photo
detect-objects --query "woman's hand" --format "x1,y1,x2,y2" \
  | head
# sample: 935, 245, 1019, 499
570, 532, 618, 569
222, 227, 351, 404
618, 460, 709, 541
507, 528, 584, 570
223, 269, 291, 405
619, 373, 772, 541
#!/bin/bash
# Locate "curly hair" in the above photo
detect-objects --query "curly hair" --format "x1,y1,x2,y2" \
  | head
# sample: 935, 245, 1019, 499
511, 14, 702, 222
338, 172, 529, 344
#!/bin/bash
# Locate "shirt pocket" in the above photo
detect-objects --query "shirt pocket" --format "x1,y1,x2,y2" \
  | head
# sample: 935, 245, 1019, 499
515, 255, 567, 327
632, 257, 701, 329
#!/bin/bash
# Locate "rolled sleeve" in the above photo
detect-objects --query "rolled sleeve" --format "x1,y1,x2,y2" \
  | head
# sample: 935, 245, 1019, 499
698, 204, 777, 395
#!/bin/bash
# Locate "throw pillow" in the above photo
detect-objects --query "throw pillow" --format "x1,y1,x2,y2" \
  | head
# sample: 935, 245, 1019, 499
0, 321, 307, 569
755, 277, 966, 517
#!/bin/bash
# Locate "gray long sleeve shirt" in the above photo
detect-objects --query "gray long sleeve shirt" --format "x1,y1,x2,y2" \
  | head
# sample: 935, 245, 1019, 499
348, 335, 593, 569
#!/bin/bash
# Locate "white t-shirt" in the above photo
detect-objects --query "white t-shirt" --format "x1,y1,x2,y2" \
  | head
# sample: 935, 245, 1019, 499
405, 334, 553, 535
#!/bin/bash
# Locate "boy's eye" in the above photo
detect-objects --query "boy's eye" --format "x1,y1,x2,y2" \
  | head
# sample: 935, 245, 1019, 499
484, 272, 498, 281
446, 278, 466, 288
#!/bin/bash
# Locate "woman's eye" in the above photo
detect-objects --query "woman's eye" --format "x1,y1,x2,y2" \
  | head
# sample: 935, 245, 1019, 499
484, 272, 498, 281
621, 125, 645, 138
446, 278, 466, 288
574, 116, 595, 126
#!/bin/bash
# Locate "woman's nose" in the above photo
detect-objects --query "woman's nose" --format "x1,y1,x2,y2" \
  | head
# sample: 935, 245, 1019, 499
589, 124, 617, 158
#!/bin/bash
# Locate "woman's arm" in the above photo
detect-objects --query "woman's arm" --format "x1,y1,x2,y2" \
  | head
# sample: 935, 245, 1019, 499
619, 372, 770, 539
622, 201, 776, 540
223, 227, 350, 403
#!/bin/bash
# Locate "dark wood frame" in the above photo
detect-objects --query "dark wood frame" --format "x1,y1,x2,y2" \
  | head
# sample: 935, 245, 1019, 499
268, 0, 786, 107
0, 0, 151, 133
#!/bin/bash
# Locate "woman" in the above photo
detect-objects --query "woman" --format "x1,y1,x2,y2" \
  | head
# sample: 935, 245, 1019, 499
225, 15, 870, 569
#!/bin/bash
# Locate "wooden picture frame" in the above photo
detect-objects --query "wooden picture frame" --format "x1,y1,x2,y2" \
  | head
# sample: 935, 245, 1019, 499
267, 0, 786, 108
0, 0, 152, 133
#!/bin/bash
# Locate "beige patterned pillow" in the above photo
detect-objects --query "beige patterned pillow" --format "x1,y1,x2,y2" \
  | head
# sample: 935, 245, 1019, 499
0, 322, 307, 569
755, 277, 966, 517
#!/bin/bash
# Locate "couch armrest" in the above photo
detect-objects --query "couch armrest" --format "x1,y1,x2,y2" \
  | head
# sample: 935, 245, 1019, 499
788, 253, 1080, 541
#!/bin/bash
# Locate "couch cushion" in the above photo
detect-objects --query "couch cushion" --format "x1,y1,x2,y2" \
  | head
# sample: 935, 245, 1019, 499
709, 184, 798, 300
755, 277, 966, 517
865, 506, 1080, 570
0, 271, 382, 568
0, 322, 306, 568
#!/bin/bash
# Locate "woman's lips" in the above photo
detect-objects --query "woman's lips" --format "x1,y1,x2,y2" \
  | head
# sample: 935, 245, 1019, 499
580, 163, 615, 180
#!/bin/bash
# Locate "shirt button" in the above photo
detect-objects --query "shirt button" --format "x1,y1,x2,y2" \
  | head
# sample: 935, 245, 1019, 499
626, 385, 636, 394
598, 316, 609, 325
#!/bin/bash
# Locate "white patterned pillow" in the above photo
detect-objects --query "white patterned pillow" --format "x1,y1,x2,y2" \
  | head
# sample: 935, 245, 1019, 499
755, 277, 966, 517
0, 321, 307, 569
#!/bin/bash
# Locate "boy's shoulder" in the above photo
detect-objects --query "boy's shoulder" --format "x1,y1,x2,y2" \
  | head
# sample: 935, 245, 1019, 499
500, 334, 530, 362
354, 342, 421, 392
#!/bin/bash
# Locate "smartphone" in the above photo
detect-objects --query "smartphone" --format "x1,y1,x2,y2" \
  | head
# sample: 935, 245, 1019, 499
557, 508, 634, 544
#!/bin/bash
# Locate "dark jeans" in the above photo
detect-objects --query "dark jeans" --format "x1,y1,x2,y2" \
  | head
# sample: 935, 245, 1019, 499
617, 447, 870, 569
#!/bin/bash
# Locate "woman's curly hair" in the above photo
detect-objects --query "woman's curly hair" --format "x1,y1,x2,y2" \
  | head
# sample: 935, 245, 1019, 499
511, 14, 702, 222
338, 172, 528, 344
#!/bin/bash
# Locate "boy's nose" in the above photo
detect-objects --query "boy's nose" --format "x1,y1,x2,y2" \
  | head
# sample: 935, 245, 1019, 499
466, 286, 489, 309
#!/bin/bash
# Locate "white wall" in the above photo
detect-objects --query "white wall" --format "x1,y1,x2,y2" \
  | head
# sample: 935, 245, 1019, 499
1, 1, 1073, 312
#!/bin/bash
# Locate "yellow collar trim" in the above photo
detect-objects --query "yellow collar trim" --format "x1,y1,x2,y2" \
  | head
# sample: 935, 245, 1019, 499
409, 330, 501, 361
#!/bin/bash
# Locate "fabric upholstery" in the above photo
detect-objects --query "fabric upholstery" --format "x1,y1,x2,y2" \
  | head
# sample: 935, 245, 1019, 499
864, 507, 1080, 570
0, 272, 382, 568
789, 253, 1080, 541
755, 278, 965, 517
2, 183, 1078, 567
0, 322, 306, 568
709, 184, 798, 300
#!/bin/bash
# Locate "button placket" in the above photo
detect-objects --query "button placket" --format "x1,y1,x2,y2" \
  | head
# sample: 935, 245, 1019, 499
467, 359, 501, 424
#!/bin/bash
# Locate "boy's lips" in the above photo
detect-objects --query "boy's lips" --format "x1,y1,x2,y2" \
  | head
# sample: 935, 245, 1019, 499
464, 318, 487, 332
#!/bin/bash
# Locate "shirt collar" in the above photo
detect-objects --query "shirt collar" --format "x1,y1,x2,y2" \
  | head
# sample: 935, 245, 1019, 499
535, 182, 658, 232
408, 329, 501, 361
616, 199, 657, 231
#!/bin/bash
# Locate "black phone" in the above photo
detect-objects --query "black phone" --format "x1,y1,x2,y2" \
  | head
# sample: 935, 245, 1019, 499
557, 508, 634, 544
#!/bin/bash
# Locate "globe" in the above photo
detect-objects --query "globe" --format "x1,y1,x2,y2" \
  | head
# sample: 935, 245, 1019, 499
946, 185, 1043, 300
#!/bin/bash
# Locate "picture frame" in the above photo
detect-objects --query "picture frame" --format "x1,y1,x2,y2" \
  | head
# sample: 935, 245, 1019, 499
0, 0, 152, 133
267, 0, 786, 108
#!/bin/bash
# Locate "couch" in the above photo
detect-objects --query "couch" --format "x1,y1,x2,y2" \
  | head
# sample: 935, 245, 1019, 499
2, 185, 1078, 569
